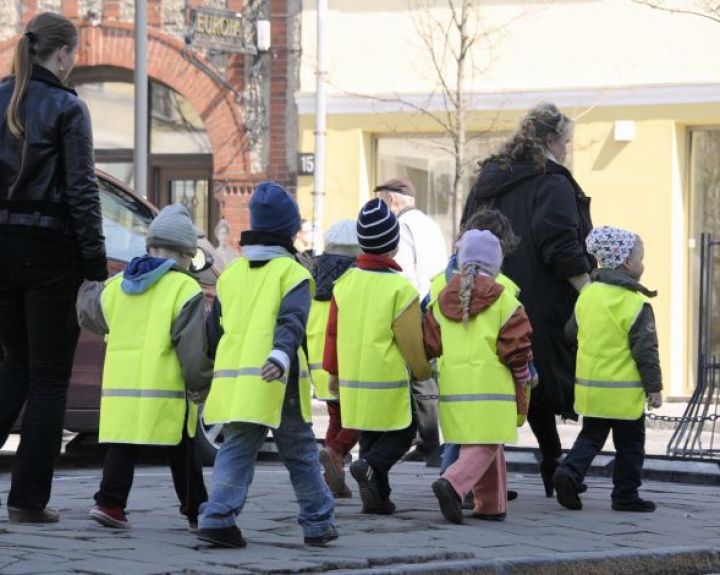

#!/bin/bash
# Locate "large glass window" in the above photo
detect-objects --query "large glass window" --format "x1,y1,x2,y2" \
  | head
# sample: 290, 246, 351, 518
376, 134, 508, 246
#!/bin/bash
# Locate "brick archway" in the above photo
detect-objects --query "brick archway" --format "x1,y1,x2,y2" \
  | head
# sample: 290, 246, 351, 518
0, 22, 253, 235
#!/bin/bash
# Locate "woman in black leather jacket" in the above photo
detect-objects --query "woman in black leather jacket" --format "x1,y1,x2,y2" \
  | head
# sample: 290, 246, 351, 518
0, 12, 107, 523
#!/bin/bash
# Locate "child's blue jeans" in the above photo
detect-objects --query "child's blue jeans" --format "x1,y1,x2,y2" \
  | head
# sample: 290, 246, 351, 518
198, 386, 335, 538
440, 443, 460, 474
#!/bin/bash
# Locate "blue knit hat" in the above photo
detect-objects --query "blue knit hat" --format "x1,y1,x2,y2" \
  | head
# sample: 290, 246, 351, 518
356, 198, 400, 254
250, 181, 301, 238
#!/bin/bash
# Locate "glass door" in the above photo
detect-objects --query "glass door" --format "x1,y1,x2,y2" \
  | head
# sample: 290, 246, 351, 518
153, 159, 214, 235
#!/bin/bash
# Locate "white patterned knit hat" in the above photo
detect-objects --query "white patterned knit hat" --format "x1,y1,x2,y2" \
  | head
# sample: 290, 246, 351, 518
586, 226, 638, 269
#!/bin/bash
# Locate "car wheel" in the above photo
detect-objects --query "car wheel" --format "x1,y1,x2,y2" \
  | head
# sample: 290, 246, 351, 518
196, 406, 224, 466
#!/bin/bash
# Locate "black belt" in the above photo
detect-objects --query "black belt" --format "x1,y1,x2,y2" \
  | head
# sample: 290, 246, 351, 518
0, 209, 71, 234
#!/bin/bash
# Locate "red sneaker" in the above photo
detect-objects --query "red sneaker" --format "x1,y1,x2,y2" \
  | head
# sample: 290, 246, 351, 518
320, 447, 352, 498
89, 505, 130, 529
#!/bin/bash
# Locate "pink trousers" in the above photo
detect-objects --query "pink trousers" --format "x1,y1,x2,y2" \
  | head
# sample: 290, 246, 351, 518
442, 444, 507, 515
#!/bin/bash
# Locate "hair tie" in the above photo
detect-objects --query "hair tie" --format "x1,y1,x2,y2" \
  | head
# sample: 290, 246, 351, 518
24, 31, 37, 44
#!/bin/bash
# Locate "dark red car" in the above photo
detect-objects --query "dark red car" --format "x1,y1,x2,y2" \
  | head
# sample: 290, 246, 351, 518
12, 170, 221, 463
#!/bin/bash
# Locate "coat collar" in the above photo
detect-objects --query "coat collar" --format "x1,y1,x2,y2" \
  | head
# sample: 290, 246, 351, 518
591, 268, 657, 298
30, 65, 77, 95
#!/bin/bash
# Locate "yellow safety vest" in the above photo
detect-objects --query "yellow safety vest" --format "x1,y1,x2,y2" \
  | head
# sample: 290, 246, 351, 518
575, 282, 647, 420
307, 299, 334, 400
429, 269, 528, 427
204, 256, 314, 428
99, 271, 200, 445
431, 289, 520, 444
334, 268, 418, 431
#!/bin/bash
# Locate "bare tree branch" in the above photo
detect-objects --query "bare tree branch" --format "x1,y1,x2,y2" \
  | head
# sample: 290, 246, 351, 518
630, 0, 720, 23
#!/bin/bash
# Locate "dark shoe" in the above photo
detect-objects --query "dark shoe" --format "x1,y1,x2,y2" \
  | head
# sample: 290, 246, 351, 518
432, 478, 463, 524
89, 505, 130, 529
304, 525, 339, 547
552, 469, 582, 510
540, 459, 560, 498
612, 498, 656, 512
350, 459, 382, 512
462, 492, 475, 510
196, 526, 247, 548
188, 521, 198, 532
400, 448, 426, 463
362, 498, 396, 515
320, 447, 352, 498
8, 507, 60, 524
578, 482, 588, 494
424, 447, 443, 468
507, 490, 518, 501
471, 512, 506, 521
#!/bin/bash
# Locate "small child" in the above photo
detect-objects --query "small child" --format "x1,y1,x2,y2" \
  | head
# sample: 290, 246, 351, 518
424, 230, 533, 523
197, 182, 337, 548
553, 226, 662, 513
307, 220, 361, 498
76, 204, 211, 530
324, 198, 433, 515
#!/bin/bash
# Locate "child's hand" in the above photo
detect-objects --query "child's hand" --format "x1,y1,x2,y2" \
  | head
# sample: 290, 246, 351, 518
188, 388, 209, 404
328, 375, 339, 397
647, 392, 663, 409
261, 360, 283, 382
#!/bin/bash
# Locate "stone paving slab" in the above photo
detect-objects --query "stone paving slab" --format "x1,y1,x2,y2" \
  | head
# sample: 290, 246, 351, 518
0, 463, 719, 574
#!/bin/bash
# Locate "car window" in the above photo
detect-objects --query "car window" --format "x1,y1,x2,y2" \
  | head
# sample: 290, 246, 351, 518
99, 177, 154, 263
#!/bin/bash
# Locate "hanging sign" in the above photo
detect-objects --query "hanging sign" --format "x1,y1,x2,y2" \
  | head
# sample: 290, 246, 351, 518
189, 7, 255, 54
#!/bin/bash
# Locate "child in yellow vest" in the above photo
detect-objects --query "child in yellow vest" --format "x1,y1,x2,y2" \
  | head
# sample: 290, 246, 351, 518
424, 230, 533, 523
197, 182, 337, 549
553, 226, 662, 512
324, 198, 433, 515
307, 220, 361, 498
76, 204, 211, 530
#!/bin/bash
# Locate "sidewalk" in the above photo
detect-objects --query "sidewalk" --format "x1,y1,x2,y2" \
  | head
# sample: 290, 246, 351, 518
0, 463, 719, 574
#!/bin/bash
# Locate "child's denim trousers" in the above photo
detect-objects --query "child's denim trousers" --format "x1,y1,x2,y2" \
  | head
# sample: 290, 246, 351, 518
198, 382, 335, 538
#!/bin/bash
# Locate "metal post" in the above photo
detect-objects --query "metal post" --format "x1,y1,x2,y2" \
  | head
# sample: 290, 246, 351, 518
134, 0, 148, 198
312, 0, 327, 254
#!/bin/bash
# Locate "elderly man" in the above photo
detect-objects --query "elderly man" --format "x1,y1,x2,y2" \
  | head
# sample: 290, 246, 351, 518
375, 178, 447, 466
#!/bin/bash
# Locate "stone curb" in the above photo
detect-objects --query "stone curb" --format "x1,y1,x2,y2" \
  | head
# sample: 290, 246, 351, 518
503, 448, 720, 486
358, 547, 720, 575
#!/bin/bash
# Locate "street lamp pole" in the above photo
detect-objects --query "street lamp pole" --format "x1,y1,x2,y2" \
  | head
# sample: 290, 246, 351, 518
312, 0, 327, 254
134, 0, 148, 198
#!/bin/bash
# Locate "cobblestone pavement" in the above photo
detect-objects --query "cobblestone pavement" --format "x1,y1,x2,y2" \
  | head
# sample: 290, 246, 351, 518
0, 462, 719, 574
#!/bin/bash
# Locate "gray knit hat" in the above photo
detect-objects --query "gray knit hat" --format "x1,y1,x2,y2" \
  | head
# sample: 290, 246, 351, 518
457, 229, 503, 276
324, 219, 359, 251
146, 204, 199, 256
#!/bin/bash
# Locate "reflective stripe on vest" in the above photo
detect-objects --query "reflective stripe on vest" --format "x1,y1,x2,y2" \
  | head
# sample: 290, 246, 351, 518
574, 282, 647, 420
204, 257, 314, 428
432, 288, 520, 444
307, 299, 334, 400
100, 271, 201, 445
334, 268, 418, 431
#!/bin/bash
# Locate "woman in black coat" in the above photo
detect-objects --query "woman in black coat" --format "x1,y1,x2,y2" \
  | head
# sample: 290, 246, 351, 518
461, 103, 595, 497
0, 13, 107, 522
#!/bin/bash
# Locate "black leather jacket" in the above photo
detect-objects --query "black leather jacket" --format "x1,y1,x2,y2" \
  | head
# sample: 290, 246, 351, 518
0, 66, 106, 277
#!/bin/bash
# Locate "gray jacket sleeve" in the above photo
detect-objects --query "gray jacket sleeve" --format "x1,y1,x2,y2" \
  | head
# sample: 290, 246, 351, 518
171, 293, 214, 393
629, 303, 663, 394
76, 280, 109, 335
267, 280, 312, 375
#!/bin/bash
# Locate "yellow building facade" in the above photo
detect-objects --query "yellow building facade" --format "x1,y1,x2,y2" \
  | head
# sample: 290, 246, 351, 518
295, 0, 720, 397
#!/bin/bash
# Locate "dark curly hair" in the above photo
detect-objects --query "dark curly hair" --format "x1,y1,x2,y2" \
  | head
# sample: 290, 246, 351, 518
483, 102, 573, 170
460, 207, 520, 256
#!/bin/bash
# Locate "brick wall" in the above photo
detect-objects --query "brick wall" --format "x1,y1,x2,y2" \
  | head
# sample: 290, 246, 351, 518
0, 0, 300, 243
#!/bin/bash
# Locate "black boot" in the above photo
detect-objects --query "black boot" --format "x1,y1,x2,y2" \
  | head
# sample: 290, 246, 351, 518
432, 478, 463, 524
540, 459, 560, 498
612, 498, 656, 512
552, 469, 582, 511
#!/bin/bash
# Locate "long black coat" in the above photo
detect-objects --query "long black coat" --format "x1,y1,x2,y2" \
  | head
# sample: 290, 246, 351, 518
461, 159, 595, 417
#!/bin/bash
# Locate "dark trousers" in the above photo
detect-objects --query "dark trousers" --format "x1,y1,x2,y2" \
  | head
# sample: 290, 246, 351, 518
95, 428, 208, 522
559, 416, 645, 502
325, 400, 359, 457
527, 400, 563, 462
0, 239, 81, 510
359, 416, 417, 500
411, 378, 440, 455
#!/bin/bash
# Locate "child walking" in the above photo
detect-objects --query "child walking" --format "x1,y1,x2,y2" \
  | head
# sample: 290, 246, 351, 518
307, 220, 361, 498
324, 198, 433, 515
424, 230, 533, 523
553, 226, 662, 512
76, 204, 211, 530
196, 182, 337, 549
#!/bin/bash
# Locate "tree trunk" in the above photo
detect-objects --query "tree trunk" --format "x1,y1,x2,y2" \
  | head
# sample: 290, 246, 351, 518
451, 0, 470, 241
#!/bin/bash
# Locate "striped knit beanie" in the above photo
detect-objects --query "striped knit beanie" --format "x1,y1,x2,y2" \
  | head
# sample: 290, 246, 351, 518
356, 198, 400, 254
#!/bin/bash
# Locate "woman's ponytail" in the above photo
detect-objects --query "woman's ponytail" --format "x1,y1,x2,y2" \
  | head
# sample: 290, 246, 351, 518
7, 34, 34, 139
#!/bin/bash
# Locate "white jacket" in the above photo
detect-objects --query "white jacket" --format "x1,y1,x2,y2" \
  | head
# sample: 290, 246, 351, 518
395, 208, 448, 300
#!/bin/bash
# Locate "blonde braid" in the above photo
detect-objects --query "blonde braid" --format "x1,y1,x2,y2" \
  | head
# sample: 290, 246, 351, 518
459, 263, 482, 328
